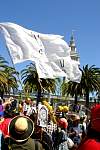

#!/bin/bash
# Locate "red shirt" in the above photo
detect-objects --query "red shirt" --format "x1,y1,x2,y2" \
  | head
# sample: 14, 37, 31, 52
78, 139, 100, 150
0, 118, 11, 137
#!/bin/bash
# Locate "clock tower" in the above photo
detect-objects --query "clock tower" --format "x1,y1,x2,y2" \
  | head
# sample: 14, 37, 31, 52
69, 32, 80, 62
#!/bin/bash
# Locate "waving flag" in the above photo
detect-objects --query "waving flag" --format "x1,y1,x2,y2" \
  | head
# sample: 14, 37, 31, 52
38, 34, 81, 82
0, 22, 48, 63
0, 22, 81, 82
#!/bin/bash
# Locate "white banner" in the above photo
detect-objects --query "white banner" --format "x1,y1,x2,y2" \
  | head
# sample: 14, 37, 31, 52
0, 22, 82, 82
37, 103, 48, 127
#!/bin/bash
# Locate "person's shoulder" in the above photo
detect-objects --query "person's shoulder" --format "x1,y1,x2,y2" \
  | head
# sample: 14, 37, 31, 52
78, 139, 100, 150
28, 138, 43, 150
85, 139, 100, 145
42, 130, 52, 141
43, 130, 51, 137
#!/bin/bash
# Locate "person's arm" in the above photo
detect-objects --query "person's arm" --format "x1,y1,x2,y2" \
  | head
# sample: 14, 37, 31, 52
3, 97, 13, 108
68, 129, 76, 137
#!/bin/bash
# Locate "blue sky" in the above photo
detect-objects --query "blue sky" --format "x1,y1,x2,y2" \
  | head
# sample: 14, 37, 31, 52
0, 0, 100, 69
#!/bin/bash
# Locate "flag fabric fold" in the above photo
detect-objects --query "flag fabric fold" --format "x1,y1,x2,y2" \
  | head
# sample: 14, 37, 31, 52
0, 22, 82, 82
0, 23, 48, 63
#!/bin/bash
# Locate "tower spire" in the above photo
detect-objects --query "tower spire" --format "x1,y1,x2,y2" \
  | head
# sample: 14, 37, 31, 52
69, 30, 76, 49
69, 31, 80, 61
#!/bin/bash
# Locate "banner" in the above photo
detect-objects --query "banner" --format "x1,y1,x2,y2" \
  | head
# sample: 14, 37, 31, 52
37, 103, 48, 127
0, 22, 82, 82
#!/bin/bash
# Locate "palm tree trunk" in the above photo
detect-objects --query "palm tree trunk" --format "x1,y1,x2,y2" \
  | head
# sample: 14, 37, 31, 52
85, 90, 89, 115
75, 93, 78, 104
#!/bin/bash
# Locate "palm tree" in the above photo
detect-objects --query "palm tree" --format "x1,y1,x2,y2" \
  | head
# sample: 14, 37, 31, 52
0, 56, 8, 98
96, 91, 100, 104
21, 63, 57, 105
3, 66, 19, 95
0, 56, 19, 98
21, 63, 41, 97
0, 56, 8, 82
80, 64, 100, 109
62, 64, 100, 113
61, 81, 82, 104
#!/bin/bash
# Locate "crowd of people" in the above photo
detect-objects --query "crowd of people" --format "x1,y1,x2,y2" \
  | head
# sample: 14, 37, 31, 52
0, 97, 100, 150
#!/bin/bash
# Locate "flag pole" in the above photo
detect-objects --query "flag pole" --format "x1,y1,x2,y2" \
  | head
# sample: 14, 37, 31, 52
37, 78, 49, 106
36, 78, 42, 106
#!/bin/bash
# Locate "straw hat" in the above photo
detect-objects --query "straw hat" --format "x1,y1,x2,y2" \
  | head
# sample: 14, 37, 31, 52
71, 114, 80, 122
9, 115, 34, 142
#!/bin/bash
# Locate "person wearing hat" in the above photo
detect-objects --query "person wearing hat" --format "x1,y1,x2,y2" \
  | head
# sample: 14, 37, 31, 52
1, 115, 43, 150
68, 114, 82, 148
76, 104, 100, 150
23, 98, 31, 116
52, 118, 72, 150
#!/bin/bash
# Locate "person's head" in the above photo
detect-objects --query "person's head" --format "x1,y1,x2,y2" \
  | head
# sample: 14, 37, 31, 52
90, 104, 100, 132
11, 99, 17, 108
58, 118, 68, 130
80, 115, 87, 123
9, 115, 34, 142
25, 98, 31, 104
71, 114, 80, 125
34, 125, 43, 133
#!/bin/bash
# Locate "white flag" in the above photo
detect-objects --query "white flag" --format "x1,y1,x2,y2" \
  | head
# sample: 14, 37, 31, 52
0, 22, 81, 82
0, 22, 48, 63
71, 60, 82, 83
35, 59, 67, 79
37, 33, 82, 82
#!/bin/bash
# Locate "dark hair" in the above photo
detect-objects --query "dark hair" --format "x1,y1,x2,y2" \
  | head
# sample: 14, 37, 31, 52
0, 100, 2, 105
29, 113, 37, 124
